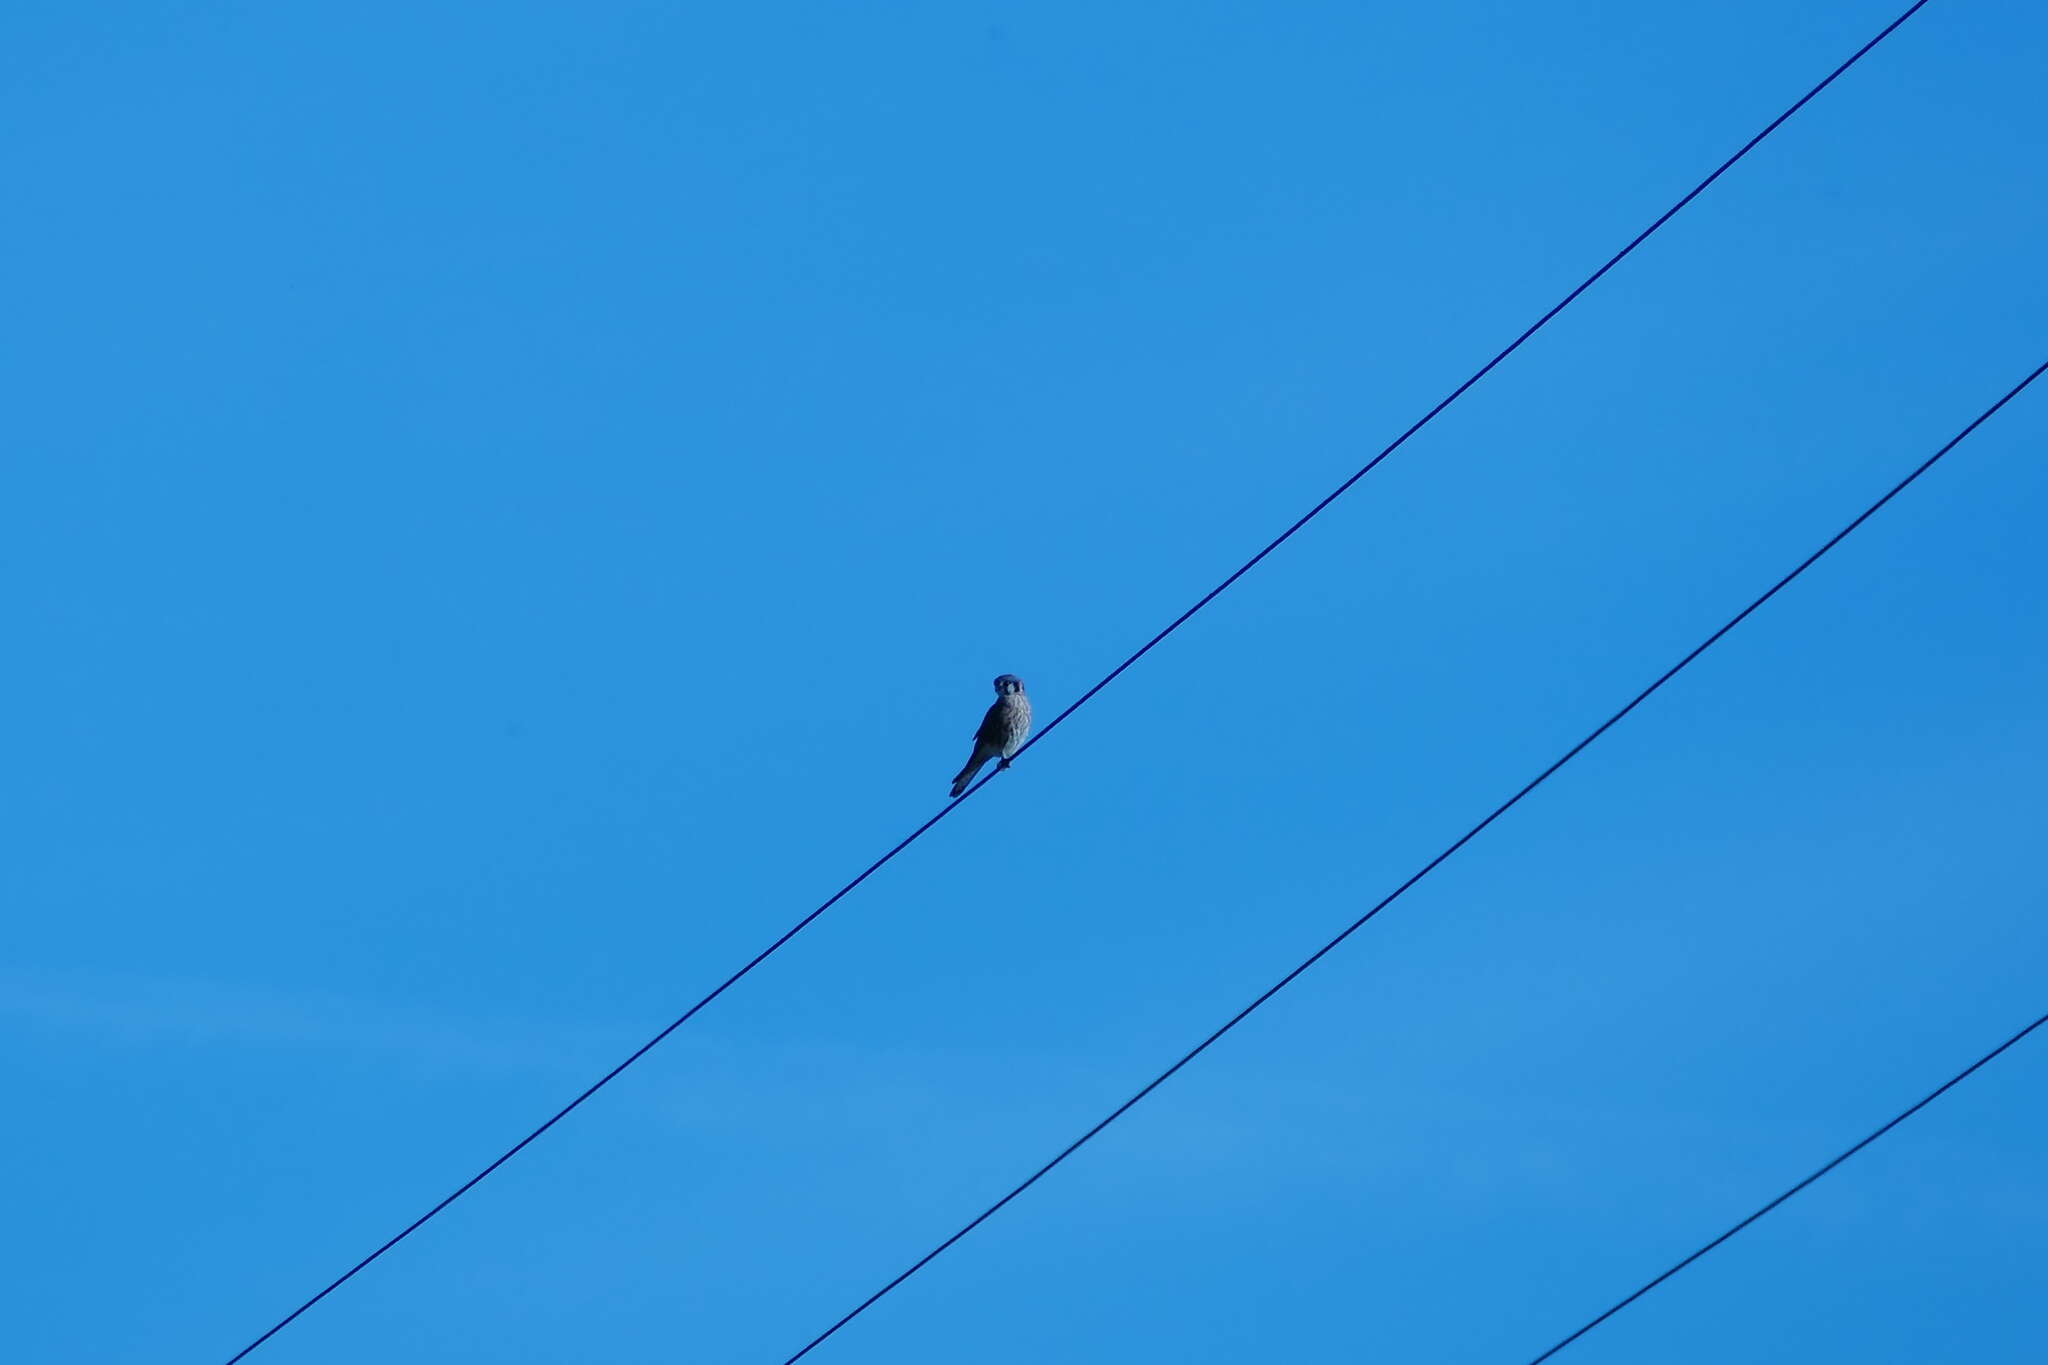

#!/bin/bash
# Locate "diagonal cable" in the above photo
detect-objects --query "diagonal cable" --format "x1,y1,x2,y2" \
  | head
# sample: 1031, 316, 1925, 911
778, 360, 2047, 1363
221, 5, 1934, 1359
1522, 1005, 2048, 1364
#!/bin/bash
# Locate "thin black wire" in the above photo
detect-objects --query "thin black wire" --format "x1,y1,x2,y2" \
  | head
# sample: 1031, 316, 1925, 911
778, 361, 2048, 1365
223, 4, 1933, 1360
1009, 0, 1932, 765
1522, 1005, 2048, 1364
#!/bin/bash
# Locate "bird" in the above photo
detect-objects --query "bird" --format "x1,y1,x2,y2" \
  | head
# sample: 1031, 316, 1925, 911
950, 674, 1032, 797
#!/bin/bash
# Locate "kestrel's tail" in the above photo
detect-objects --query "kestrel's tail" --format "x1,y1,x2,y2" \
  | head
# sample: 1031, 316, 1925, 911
950, 750, 992, 798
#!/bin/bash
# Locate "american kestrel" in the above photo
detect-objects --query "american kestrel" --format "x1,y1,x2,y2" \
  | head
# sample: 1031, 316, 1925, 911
950, 674, 1032, 797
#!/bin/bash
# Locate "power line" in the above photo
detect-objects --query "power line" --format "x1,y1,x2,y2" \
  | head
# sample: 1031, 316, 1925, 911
221, 4, 1934, 1360
1522, 1005, 2048, 1364
776, 361, 2048, 1364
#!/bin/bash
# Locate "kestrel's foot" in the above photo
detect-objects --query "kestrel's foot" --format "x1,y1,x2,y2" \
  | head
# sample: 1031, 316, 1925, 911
997, 757, 1012, 770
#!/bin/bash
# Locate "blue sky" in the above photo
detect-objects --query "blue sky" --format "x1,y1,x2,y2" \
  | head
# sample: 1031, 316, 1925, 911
5, 1, 2046, 1361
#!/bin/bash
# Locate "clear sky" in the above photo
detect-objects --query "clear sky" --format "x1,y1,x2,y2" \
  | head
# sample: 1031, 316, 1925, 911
4, 2, 2045, 1361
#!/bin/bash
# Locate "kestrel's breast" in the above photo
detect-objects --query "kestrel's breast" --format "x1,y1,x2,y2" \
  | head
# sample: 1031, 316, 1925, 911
995, 694, 1032, 743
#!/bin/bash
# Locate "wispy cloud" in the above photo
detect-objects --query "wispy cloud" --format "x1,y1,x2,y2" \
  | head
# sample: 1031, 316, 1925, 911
0, 968, 640, 1078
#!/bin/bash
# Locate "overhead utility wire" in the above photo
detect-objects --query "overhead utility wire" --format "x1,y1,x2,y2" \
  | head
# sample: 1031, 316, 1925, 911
777, 358, 2048, 1364
1521, 1004, 2048, 1364
221, 5, 1932, 1360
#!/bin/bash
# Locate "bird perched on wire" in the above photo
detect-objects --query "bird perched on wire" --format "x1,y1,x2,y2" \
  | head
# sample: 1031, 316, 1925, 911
950, 674, 1032, 797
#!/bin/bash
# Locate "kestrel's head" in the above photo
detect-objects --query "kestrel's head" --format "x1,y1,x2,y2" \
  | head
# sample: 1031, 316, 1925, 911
993, 674, 1026, 697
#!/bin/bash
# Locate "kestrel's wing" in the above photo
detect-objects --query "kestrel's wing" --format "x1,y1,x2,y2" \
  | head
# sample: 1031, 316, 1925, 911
973, 700, 1009, 746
